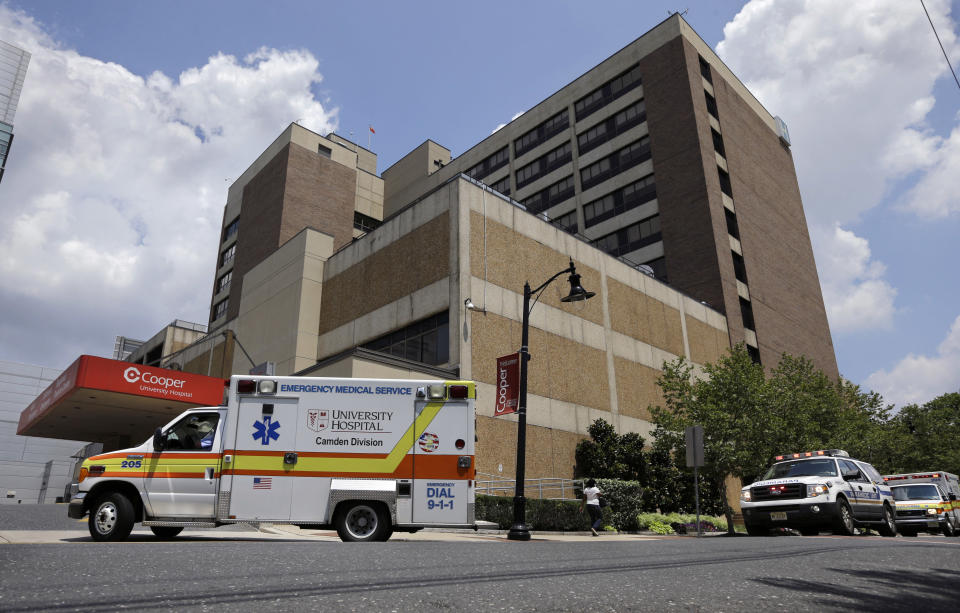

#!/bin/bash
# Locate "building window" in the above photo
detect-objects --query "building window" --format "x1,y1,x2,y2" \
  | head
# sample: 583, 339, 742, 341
489, 175, 511, 196
740, 297, 755, 330
515, 141, 572, 188
574, 64, 643, 121
216, 270, 232, 294
466, 146, 509, 181
353, 211, 382, 233
641, 256, 668, 282
732, 251, 748, 283
579, 136, 651, 190
592, 214, 661, 258
212, 298, 229, 321
725, 208, 740, 239
577, 99, 647, 155
522, 174, 575, 215
747, 344, 761, 365
711, 129, 725, 157
219, 243, 236, 268
318, 144, 332, 158
514, 109, 570, 157
718, 167, 733, 198
362, 311, 450, 366
705, 92, 719, 120
552, 209, 578, 234
699, 55, 713, 84
223, 217, 239, 242
583, 173, 656, 228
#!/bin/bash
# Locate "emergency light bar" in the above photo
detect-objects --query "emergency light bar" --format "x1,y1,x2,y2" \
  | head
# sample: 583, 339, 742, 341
774, 449, 849, 461
883, 473, 941, 481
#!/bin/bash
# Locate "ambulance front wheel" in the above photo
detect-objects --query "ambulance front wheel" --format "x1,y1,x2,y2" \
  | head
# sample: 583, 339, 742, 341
89, 492, 135, 542
335, 502, 392, 542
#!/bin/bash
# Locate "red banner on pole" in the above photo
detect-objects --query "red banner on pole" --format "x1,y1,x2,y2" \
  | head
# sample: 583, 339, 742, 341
494, 353, 520, 416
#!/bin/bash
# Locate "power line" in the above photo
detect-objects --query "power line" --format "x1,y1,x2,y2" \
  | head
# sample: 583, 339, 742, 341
920, 0, 960, 92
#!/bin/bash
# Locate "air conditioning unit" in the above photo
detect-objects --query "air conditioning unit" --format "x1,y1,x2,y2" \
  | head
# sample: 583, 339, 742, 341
774, 116, 791, 147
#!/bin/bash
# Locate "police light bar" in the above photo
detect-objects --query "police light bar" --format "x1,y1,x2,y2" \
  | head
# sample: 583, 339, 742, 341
774, 449, 849, 461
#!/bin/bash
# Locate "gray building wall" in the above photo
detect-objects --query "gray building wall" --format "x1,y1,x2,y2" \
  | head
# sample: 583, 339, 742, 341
0, 360, 88, 504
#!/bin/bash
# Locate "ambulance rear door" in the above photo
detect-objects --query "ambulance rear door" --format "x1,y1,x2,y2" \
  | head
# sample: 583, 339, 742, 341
411, 385, 474, 525
225, 396, 299, 521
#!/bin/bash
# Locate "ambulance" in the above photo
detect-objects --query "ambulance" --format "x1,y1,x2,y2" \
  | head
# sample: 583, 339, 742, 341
68, 375, 476, 542
739, 449, 898, 537
882, 472, 960, 537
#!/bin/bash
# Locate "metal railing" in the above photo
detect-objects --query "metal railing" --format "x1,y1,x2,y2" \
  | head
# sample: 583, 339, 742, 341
476, 473, 581, 501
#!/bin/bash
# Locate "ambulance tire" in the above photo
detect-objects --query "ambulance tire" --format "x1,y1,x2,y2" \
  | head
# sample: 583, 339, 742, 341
833, 498, 856, 536
89, 492, 135, 542
335, 502, 392, 542
878, 504, 898, 537
150, 526, 184, 539
942, 518, 956, 537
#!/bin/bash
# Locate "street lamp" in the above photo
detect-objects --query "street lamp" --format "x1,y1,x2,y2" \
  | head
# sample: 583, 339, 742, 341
507, 259, 596, 541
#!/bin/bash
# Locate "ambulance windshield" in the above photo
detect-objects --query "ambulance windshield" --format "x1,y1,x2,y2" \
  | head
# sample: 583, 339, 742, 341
892, 484, 941, 501
763, 458, 838, 480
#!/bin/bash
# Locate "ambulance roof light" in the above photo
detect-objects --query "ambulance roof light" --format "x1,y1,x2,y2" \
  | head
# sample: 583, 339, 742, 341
427, 384, 446, 400
258, 380, 277, 395
237, 379, 256, 394
448, 385, 469, 399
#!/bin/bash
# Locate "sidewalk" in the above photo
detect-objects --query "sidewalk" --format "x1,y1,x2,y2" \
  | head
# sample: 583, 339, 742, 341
0, 523, 675, 544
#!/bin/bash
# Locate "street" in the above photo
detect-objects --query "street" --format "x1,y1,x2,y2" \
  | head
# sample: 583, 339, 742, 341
2, 505, 960, 611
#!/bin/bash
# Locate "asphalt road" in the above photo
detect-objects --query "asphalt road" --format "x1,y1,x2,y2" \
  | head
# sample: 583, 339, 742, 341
2, 505, 960, 612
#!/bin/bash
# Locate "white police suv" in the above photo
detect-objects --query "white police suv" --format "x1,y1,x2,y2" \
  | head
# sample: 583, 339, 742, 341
740, 449, 897, 537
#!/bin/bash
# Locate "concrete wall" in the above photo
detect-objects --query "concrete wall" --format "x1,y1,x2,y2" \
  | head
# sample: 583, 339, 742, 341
0, 361, 87, 504
457, 177, 729, 480
235, 228, 334, 375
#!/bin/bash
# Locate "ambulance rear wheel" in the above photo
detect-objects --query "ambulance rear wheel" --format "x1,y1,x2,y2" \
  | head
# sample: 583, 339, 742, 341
833, 498, 855, 536
89, 492, 135, 542
335, 502, 391, 542
150, 526, 184, 539
942, 518, 956, 537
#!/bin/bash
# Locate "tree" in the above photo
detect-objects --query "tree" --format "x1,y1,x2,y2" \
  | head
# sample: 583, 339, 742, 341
574, 419, 646, 483
887, 392, 960, 474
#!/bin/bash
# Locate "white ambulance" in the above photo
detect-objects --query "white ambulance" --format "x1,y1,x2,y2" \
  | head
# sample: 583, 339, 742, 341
883, 471, 960, 537
68, 375, 476, 542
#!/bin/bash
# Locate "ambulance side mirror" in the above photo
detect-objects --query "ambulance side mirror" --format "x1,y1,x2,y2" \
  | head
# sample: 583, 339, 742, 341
153, 427, 165, 452
950, 493, 957, 502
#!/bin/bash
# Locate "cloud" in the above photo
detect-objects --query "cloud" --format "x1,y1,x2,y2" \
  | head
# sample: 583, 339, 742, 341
716, 0, 959, 336
865, 315, 960, 407
492, 111, 524, 134
0, 6, 337, 368
814, 226, 896, 332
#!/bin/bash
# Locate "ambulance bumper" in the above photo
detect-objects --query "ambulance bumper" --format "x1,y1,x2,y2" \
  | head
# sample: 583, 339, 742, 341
742, 501, 840, 527
67, 493, 87, 519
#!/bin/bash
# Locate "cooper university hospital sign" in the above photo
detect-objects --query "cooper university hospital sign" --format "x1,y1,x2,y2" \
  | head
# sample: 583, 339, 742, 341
123, 366, 195, 399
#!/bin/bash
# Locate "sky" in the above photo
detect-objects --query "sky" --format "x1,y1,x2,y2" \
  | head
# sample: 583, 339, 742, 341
0, 0, 958, 409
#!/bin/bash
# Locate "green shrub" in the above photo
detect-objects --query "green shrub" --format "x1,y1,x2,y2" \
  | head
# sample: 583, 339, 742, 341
594, 478, 645, 531
475, 494, 594, 531
649, 520, 674, 535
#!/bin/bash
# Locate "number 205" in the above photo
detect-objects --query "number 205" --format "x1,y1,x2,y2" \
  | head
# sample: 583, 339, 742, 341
121, 460, 142, 468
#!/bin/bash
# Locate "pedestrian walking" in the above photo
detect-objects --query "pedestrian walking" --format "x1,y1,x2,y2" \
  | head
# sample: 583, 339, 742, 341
580, 478, 603, 536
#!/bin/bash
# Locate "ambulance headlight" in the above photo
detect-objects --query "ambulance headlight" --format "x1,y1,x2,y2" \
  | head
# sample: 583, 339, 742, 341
927, 508, 938, 515
806, 483, 829, 497
740, 490, 751, 502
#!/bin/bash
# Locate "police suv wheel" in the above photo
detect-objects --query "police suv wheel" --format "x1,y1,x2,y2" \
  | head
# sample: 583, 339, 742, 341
150, 526, 184, 539
878, 504, 897, 537
336, 502, 391, 542
89, 493, 135, 542
834, 498, 855, 536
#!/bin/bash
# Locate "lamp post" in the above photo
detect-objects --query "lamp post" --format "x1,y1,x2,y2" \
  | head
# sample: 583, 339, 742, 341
507, 259, 596, 541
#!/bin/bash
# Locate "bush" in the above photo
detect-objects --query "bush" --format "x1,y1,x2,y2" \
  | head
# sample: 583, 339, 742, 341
636, 511, 728, 534
475, 494, 593, 531
594, 478, 645, 531
649, 520, 674, 535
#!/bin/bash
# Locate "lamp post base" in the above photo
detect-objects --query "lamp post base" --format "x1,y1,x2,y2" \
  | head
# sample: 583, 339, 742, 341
507, 523, 531, 541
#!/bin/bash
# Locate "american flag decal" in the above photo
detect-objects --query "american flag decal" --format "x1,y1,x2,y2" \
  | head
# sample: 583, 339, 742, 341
253, 477, 272, 490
